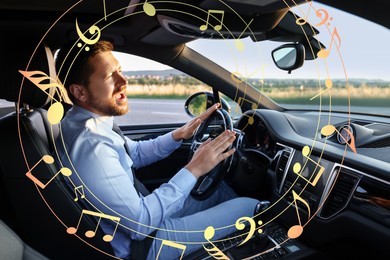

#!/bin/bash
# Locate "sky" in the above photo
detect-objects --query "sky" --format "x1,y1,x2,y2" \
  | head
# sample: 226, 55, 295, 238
115, 2, 390, 81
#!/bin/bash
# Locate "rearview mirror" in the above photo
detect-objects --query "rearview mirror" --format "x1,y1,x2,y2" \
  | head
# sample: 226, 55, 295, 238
271, 43, 305, 73
184, 92, 231, 117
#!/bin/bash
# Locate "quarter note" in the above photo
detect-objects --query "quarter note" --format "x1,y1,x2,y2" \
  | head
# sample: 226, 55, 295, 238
156, 240, 186, 260
200, 10, 224, 31
67, 209, 120, 242
293, 146, 325, 187
143, 0, 156, 17
25, 155, 72, 189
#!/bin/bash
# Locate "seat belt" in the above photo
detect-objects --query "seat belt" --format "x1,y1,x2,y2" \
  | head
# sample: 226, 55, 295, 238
112, 122, 150, 196
112, 122, 156, 259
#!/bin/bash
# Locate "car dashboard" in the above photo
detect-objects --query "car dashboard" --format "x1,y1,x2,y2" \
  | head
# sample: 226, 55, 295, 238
228, 108, 390, 259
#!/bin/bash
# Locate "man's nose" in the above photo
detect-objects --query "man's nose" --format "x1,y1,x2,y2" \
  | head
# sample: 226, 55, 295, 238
115, 71, 127, 86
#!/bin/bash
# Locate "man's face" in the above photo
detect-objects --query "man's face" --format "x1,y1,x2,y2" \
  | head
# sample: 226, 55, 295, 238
82, 51, 129, 116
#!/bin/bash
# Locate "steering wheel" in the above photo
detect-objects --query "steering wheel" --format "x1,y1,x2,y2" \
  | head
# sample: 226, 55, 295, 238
189, 108, 234, 200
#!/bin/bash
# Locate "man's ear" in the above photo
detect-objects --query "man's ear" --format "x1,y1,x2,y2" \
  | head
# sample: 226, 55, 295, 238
69, 84, 88, 103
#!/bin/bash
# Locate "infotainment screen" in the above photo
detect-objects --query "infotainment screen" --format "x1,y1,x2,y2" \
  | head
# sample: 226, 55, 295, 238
281, 148, 335, 211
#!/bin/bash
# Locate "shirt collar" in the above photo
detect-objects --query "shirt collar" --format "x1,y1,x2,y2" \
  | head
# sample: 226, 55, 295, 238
71, 105, 115, 129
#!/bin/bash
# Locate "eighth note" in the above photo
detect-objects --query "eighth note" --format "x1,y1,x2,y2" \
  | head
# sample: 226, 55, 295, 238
287, 190, 310, 239
74, 185, 85, 201
26, 155, 72, 189
293, 146, 325, 187
310, 78, 333, 100
317, 27, 341, 58
200, 10, 224, 31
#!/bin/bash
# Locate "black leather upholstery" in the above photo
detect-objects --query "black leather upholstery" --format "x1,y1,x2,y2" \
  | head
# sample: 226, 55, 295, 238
0, 42, 115, 259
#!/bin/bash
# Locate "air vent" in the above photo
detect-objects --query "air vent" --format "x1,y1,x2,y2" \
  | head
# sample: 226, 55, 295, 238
320, 167, 361, 219
276, 149, 291, 192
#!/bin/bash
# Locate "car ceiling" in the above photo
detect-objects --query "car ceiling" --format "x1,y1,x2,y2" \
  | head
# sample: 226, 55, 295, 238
1, 0, 387, 51
0, 0, 388, 83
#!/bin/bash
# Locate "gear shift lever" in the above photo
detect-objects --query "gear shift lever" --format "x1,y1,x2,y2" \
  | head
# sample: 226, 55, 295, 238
253, 201, 271, 246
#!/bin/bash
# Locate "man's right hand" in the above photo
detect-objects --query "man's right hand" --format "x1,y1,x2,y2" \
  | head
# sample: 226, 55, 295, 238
184, 130, 236, 179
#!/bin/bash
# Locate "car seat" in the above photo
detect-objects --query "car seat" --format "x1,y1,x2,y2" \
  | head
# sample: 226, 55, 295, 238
0, 218, 49, 260
0, 39, 116, 259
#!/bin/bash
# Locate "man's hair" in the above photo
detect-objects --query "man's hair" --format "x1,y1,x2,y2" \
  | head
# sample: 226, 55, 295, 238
55, 40, 114, 103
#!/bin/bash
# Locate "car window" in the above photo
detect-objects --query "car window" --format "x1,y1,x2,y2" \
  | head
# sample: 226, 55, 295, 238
0, 99, 15, 118
187, 2, 390, 116
113, 52, 241, 126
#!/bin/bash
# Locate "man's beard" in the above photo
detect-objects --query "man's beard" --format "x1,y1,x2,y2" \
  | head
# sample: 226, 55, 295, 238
87, 95, 128, 116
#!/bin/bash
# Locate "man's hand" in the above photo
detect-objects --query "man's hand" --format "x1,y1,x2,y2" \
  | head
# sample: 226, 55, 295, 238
172, 103, 220, 141
184, 130, 236, 179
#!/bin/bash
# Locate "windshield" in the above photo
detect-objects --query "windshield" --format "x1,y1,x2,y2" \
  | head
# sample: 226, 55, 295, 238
187, 2, 390, 116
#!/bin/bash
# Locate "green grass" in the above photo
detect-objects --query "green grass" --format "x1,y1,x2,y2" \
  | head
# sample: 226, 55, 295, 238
272, 97, 390, 107
127, 94, 188, 99
128, 94, 389, 107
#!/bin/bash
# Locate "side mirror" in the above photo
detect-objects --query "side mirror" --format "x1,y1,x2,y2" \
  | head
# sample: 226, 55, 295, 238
271, 43, 305, 73
184, 92, 231, 117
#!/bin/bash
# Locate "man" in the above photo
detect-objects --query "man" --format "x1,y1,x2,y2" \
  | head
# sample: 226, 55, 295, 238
54, 39, 259, 259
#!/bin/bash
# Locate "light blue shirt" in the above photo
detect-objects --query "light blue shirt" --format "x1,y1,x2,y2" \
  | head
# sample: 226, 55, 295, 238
55, 106, 197, 259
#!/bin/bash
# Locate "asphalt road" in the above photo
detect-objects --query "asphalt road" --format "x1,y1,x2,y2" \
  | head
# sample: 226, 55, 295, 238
114, 98, 192, 125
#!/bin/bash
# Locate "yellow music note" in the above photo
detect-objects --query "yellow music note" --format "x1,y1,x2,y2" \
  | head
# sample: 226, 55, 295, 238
102, 0, 107, 20
317, 27, 341, 58
235, 96, 258, 128
203, 226, 229, 260
234, 18, 254, 52
321, 125, 357, 153
237, 97, 258, 111
19, 70, 68, 124
67, 209, 120, 242
156, 240, 186, 260
231, 71, 245, 84
292, 146, 325, 187
200, 10, 224, 31
235, 216, 263, 246
310, 78, 333, 100
295, 2, 314, 25
287, 190, 310, 239
143, 0, 156, 16
25, 155, 72, 189
74, 185, 86, 202
75, 19, 101, 51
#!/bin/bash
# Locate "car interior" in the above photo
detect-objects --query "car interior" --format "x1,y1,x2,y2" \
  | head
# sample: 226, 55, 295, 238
0, 0, 389, 260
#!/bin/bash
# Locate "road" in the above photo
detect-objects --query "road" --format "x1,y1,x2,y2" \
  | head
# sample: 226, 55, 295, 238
115, 98, 192, 125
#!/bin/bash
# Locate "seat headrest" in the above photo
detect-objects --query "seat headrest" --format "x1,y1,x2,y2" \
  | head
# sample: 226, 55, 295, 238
0, 40, 66, 108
